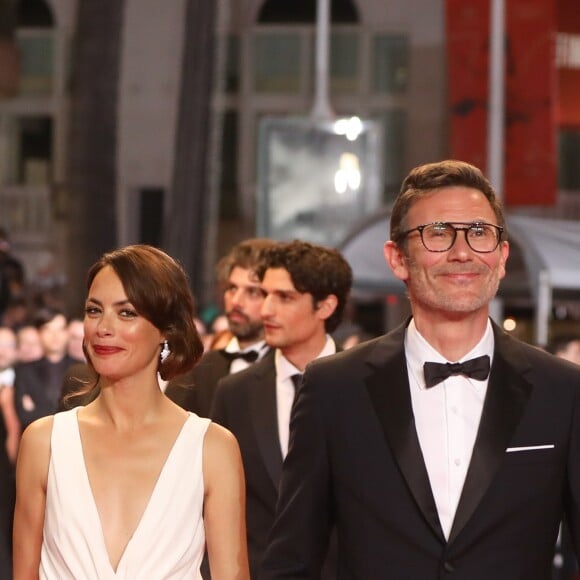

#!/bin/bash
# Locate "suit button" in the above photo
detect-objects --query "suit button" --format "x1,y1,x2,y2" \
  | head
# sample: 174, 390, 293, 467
443, 561, 455, 573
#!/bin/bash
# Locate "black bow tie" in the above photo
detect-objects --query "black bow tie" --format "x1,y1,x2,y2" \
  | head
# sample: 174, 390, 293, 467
423, 355, 490, 389
221, 350, 259, 363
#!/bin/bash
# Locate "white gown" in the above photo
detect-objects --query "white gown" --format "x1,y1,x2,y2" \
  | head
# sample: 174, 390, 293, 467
40, 407, 210, 579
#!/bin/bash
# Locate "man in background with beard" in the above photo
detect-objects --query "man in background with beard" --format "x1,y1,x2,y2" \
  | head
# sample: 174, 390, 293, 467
166, 238, 275, 416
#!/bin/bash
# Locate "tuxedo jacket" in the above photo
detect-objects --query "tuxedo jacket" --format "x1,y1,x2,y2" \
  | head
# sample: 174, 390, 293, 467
165, 349, 233, 417
212, 349, 337, 580
261, 320, 580, 580
211, 350, 282, 579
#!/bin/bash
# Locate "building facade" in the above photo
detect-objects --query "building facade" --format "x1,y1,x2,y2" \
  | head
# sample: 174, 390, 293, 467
0, 0, 578, 318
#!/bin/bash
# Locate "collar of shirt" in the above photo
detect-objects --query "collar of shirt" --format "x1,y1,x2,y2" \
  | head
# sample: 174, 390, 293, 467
275, 335, 336, 383
224, 337, 268, 359
0, 367, 15, 387
404, 318, 494, 392
274, 335, 336, 459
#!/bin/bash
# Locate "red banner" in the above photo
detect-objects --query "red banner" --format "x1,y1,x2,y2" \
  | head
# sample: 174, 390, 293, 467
505, 1, 557, 205
445, 1, 490, 173
446, 0, 557, 206
557, 0, 580, 127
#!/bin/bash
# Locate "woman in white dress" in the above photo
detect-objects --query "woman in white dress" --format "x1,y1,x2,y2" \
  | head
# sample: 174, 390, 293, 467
13, 244, 250, 579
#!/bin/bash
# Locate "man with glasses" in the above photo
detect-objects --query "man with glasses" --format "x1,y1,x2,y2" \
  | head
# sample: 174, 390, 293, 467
262, 159, 580, 580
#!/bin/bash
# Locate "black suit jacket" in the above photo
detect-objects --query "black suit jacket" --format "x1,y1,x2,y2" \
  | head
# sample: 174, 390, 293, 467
261, 320, 580, 580
165, 349, 238, 417
212, 349, 337, 580
15, 355, 80, 430
211, 350, 281, 578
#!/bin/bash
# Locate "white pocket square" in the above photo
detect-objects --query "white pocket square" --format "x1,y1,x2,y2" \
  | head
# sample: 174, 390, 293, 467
506, 444, 555, 453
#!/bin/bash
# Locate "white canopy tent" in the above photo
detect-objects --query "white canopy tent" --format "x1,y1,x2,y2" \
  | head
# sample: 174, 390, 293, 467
339, 210, 580, 346
338, 208, 404, 295
508, 215, 580, 345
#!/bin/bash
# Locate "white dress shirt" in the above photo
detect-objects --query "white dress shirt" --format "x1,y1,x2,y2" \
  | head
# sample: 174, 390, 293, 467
224, 336, 268, 374
275, 336, 336, 458
0, 367, 15, 388
405, 318, 494, 539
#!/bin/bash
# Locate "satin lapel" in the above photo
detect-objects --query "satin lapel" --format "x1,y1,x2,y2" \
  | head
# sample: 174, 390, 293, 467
365, 324, 445, 542
193, 350, 231, 388
213, 350, 234, 378
248, 353, 283, 489
448, 324, 533, 544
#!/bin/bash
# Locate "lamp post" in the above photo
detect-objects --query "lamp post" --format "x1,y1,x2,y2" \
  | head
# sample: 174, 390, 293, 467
311, 0, 334, 121
256, 0, 382, 248
487, 0, 505, 199
487, 0, 505, 327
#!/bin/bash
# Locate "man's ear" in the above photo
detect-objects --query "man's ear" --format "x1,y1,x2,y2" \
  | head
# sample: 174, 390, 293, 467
497, 240, 509, 281
316, 294, 338, 321
384, 241, 409, 282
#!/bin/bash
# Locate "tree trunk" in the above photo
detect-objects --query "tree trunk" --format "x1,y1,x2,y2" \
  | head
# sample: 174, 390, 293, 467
65, 0, 124, 316
164, 0, 218, 308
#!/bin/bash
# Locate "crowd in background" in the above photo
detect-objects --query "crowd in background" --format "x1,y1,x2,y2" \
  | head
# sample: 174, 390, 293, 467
0, 310, 89, 574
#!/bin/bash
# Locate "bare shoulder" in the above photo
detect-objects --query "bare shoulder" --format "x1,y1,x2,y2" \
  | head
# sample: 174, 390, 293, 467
17, 415, 54, 489
20, 415, 54, 453
203, 422, 240, 457
203, 422, 243, 487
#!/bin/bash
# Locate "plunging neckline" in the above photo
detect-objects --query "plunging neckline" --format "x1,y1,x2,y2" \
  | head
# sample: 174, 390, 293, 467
72, 407, 192, 576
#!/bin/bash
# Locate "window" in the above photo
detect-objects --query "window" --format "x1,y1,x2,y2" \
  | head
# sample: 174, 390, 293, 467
258, 0, 358, 24
221, 12, 410, 226
219, 111, 239, 218
253, 31, 303, 93
17, 116, 52, 185
558, 129, 580, 190
372, 33, 409, 94
330, 31, 359, 94
17, 30, 54, 95
372, 108, 407, 201
17, 0, 54, 28
225, 34, 240, 94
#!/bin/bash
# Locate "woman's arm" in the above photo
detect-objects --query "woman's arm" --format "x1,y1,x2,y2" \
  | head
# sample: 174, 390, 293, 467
13, 417, 52, 580
203, 422, 249, 580
0, 385, 21, 463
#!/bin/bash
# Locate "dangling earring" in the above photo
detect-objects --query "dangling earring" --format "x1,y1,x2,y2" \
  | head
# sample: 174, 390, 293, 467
160, 340, 170, 363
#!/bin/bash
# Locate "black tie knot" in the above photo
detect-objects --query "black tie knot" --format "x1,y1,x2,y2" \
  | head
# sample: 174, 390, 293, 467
290, 373, 303, 392
423, 355, 490, 389
221, 350, 259, 363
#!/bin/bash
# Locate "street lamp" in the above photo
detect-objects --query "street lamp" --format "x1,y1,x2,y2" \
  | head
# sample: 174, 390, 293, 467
256, 0, 383, 247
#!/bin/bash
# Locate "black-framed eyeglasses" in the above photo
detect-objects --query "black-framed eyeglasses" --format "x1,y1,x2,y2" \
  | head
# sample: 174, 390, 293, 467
399, 221, 504, 253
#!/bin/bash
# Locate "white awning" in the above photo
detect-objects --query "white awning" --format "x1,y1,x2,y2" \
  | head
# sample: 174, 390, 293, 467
508, 215, 580, 290
338, 208, 404, 295
339, 211, 580, 346
508, 215, 580, 345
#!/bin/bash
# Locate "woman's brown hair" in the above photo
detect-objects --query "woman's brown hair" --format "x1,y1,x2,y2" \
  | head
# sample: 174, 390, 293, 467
67, 245, 203, 405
